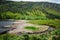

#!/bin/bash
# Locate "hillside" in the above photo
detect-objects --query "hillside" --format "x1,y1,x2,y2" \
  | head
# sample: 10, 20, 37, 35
0, 1, 60, 20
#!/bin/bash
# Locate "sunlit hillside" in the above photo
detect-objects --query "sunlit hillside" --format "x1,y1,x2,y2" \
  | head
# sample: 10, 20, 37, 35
0, 1, 60, 20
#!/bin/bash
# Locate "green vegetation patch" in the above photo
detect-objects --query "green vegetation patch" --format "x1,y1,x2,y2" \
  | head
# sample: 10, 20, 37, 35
0, 33, 52, 40
29, 20, 60, 28
24, 26, 39, 31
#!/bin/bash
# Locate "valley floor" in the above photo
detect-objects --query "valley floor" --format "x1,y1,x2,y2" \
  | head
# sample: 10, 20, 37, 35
0, 20, 54, 34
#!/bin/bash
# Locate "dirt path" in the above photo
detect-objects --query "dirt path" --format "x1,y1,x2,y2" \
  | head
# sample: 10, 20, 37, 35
8, 20, 50, 34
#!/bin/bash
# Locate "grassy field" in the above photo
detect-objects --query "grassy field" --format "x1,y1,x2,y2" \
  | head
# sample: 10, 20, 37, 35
29, 20, 60, 28
24, 26, 39, 31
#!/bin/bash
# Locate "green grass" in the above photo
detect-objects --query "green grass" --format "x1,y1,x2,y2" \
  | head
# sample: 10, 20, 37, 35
29, 20, 60, 28
24, 26, 38, 31
0, 33, 51, 40
29, 20, 60, 36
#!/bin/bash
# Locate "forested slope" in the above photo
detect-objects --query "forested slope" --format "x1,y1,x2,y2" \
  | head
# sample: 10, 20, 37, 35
0, 1, 60, 20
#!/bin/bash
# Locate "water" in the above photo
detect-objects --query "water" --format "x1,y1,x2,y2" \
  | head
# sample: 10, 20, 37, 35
0, 20, 14, 27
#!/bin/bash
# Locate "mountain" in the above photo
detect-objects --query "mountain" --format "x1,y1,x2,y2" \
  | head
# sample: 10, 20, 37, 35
0, 1, 60, 20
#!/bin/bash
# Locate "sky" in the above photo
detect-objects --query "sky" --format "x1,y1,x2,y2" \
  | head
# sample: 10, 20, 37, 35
10, 0, 60, 4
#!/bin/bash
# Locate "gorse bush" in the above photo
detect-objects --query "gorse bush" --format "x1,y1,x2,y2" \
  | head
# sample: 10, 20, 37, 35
0, 34, 53, 40
1, 33, 60, 40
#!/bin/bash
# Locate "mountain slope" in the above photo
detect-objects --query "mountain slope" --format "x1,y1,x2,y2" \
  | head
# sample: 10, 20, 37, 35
0, 1, 60, 20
